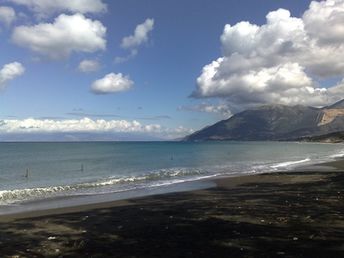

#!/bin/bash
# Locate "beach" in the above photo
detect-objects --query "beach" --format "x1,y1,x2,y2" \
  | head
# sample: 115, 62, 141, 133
2, 0, 344, 257
0, 161, 344, 258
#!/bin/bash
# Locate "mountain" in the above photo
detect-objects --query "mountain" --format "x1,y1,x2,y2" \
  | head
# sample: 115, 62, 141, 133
184, 100, 344, 141
298, 131, 344, 143
326, 99, 344, 109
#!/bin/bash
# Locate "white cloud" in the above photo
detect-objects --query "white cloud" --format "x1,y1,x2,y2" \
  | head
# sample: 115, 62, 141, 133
179, 103, 232, 117
78, 59, 100, 73
114, 49, 138, 64
8, 0, 107, 18
12, 13, 106, 59
0, 62, 25, 90
116, 18, 154, 63
0, 117, 194, 139
303, 0, 344, 45
0, 6, 16, 26
0, 117, 158, 133
91, 73, 134, 94
165, 126, 194, 139
193, 0, 344, 109
121, 18, 154, 49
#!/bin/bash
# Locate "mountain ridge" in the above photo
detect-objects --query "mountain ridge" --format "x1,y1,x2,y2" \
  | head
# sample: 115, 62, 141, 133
184, 100, 344, 141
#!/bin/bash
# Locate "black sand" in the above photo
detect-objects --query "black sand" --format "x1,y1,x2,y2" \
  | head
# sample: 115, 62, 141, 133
0, 164, 344, 257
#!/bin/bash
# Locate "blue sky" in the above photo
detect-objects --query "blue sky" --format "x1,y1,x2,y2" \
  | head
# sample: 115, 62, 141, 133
1, 0, 344, 140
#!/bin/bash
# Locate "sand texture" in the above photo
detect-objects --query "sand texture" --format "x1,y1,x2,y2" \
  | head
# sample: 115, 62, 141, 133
0, 168, 344, 257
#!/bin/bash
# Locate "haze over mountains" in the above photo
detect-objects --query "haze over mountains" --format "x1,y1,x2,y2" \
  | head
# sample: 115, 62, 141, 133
184, 99, 344, 141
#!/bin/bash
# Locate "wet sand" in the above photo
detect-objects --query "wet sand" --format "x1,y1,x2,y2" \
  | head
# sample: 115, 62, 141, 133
0, 162, 344, 257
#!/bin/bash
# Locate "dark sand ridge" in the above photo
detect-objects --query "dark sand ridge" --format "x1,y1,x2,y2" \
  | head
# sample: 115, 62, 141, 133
0, 161, 344, 257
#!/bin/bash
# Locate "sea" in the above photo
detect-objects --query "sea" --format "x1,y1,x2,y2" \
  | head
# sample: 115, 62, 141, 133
0, 141, 343, 214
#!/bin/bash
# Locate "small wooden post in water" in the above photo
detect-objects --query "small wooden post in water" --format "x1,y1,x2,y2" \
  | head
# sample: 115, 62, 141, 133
25, 168, 29, 179
81, 164, 84, 172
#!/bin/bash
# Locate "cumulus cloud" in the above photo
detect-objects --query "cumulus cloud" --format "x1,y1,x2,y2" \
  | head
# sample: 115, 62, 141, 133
192, 0, 344, 111
0, 62, 25, 90
78, 59, 100, 73
116, 18, 154, 63
91, 73, 134, 94
0, 6, 16, 26
303, 0, 344, 45
121, 18, 154, 49
12, 13, 106, 59
8, 0, 107, 18
0, 117, 193, 139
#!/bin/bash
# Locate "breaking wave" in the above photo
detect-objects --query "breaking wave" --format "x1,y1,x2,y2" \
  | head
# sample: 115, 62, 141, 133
0, 167, 208, 205
270, 158, 311, 169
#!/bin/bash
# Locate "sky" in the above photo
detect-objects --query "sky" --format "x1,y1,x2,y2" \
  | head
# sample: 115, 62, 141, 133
1, 0, 344, 140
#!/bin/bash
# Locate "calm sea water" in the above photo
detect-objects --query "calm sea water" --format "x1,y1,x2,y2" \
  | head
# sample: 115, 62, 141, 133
0, 141, 343, 211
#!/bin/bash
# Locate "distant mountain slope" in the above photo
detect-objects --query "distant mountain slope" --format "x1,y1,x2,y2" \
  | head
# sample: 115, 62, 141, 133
184, 100, 344, 141
298, 131, 344, 143
326, 99, 344, 109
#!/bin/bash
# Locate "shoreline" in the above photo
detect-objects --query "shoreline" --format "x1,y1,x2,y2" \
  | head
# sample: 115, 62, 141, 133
0, 179, 216, 221
0, 160, 343, 257
1, 140, 343, 219
0, 158, 341, 221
